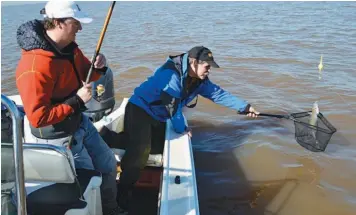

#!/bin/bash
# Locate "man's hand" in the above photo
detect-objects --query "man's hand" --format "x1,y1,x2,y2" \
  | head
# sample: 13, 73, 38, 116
94, 53, 107, 69
246, 106, 259, 118
185, 127, 193, 138
77, 83, 92, 103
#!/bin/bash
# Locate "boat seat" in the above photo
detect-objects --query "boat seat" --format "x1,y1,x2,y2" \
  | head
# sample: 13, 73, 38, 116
1, 143, 103, 215
1, 144, 15, 183
26, 169, 100, 215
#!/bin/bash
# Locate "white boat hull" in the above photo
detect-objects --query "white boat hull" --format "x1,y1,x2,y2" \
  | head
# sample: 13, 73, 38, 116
2, 95, 200, 214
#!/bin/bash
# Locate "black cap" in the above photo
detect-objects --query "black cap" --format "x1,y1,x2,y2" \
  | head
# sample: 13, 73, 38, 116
188, 46, 220, 68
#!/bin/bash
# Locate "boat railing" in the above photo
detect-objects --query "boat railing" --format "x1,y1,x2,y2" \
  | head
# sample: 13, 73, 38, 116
1, 94, 27, 215
160, 120, 200, 215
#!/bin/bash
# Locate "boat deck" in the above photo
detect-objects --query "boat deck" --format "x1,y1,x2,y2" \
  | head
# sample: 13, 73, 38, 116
128, 187, 159, 215
117, 166, 162, 215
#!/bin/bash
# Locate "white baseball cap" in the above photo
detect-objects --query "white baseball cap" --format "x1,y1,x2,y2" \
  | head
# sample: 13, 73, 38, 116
43, 1, 93, 24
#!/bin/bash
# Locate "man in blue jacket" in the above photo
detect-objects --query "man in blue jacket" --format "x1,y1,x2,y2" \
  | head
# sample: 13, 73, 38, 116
117, 46, 259, 210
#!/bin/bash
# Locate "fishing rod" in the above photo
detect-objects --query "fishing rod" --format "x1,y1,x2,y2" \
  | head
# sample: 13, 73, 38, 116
68, 1, 116, 149
85, 1, 116, 84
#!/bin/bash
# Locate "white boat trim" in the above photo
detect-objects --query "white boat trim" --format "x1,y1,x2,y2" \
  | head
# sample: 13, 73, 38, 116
160, 120, 200, 215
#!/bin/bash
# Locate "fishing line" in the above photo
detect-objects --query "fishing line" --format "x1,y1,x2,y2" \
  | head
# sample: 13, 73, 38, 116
318, 4, 351, 108
303, 2, 328, 168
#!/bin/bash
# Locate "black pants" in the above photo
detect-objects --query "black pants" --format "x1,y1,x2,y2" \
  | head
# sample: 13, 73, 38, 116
119, 102, 166, 188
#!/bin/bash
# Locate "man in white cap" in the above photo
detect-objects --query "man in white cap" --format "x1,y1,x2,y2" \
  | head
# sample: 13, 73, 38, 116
15, 1, 124, 214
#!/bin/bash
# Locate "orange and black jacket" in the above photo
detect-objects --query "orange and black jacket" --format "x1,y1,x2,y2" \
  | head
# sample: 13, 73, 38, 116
15, 20, 105, 130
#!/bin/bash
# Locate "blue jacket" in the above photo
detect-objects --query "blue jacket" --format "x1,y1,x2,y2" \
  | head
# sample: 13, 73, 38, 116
129, 53, 249, 133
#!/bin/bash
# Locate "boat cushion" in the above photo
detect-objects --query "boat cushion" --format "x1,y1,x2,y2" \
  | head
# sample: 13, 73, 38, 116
2, 143, 76, 184
26, 169, 100, 215
23, 145, 76, 183
112, 148, 163, 167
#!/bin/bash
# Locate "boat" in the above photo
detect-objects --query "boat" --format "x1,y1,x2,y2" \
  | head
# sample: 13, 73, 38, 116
1, 67, 200, 215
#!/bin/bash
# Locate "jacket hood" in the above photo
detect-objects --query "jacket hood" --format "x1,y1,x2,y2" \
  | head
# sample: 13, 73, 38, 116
168, 53, 189, 79
17, 19, 79, 58
16, 19, 55, 52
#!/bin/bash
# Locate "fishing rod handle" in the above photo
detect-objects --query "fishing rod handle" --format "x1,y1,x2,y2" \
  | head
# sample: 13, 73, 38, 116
85, 51, 98, 84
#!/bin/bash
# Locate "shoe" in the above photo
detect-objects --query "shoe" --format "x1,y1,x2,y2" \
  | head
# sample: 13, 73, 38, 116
117, 184, 133, 211
105, 206, 128, 215
117, 191, 130, 211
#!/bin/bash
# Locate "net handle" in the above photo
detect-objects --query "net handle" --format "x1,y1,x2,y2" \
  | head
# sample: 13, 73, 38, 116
243, 112, 335, 132
239, 112, 293, 120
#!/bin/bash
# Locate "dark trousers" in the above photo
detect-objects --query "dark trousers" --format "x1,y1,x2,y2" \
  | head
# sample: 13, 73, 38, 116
119, 102, 166, 188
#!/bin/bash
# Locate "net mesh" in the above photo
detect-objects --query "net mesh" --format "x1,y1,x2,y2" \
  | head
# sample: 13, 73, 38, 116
290, 112, 337, 152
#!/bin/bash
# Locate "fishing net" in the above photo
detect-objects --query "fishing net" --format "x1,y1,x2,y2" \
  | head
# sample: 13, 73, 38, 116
290, 112, 337, 152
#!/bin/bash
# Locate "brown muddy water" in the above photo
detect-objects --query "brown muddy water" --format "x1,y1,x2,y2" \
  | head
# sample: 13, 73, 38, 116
2, 2, 356, 215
